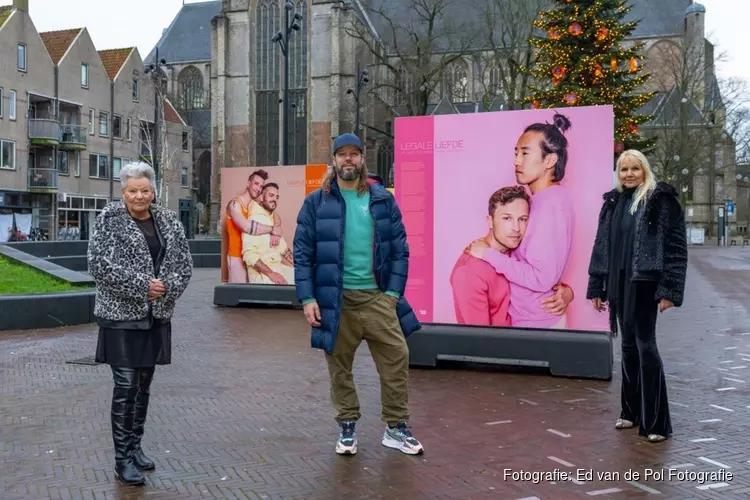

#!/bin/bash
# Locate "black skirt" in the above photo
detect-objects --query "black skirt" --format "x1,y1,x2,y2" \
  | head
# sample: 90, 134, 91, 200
95, 319, 172, 368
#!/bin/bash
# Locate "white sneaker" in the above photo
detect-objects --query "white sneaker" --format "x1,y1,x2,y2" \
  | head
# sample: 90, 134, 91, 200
381, 421, 424, 455
335, 421, 357, 455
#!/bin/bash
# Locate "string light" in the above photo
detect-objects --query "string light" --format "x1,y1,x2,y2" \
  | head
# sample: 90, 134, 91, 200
524, 0, 656, 153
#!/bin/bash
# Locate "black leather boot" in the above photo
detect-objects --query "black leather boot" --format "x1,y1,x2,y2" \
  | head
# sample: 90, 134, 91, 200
111, 367, 145, 486
132, 367, 156, 471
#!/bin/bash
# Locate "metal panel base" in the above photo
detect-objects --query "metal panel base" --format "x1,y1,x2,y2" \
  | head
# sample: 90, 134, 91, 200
213, 284, 300, 308
211, 285, 613, 380
407, 323, 613, 380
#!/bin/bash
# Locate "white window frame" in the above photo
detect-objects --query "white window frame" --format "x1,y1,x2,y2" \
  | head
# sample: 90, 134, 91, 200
88, 109, 95, 135
99, 111, 109, 137
181, 166, 189, 187
126, 118, 132, 141
57, 150, 70, 175
9, 90, 16, 120
17, 44, 27, 71
112, 114, 122, 139
0, 139, 17, 170
88, 153, 109, 179
81, 63, 89, 88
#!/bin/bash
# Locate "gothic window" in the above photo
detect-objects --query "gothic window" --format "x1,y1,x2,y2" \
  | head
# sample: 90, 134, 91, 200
377, 142, 394, 188
177, 66, 205, 109
443, 61, 469, 102
395, 66, 414, 107
289, 0, 308, 89
487, 63, 502, 96
289, 89, 307, 165
256, 91, 280, 166
256, 0, 280, 91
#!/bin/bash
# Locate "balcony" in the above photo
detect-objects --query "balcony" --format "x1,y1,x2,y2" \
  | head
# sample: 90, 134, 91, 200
27, 168, 58, 193
28, 119, 61, 146
59, 124, 88, 150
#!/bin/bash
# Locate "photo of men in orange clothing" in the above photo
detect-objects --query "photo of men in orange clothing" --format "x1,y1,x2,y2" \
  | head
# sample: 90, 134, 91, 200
223, 169, 285, 283
241, 183, 295, 285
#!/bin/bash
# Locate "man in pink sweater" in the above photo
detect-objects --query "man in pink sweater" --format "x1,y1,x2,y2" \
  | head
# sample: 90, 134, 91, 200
467, 113, 575, 329
450, 186, 572, 326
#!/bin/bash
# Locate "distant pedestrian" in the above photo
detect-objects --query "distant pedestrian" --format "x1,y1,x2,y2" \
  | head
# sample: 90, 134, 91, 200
293, 133, 423, 456
587, 150, 687, 443
88, 161, 193, 485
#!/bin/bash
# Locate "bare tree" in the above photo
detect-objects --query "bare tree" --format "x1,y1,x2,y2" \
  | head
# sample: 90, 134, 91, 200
472, 0, 547, 111
135, 95, 185, 208
345, 0, 479, 133
642, 36, 726, 193
719, 77, 750, 163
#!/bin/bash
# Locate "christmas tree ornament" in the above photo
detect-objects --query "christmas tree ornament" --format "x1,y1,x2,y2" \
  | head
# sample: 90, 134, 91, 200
569, 22, 583, 36
629, 57, 639, 73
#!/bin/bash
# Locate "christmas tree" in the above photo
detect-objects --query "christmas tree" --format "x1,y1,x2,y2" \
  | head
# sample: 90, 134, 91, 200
524, 0, 656, 156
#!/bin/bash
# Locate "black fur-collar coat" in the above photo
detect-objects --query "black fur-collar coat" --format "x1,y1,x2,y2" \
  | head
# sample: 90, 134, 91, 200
586, 181, 688, 307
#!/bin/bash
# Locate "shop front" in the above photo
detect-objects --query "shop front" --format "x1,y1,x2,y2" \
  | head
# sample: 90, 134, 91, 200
57, 194, 109, 241
0, 190, 36, 242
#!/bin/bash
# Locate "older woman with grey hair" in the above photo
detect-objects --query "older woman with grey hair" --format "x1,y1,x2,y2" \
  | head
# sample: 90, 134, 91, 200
87, 161, 192, 486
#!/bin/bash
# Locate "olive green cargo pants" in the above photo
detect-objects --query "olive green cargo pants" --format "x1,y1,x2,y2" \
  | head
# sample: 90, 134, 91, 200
325, 289, 410, 426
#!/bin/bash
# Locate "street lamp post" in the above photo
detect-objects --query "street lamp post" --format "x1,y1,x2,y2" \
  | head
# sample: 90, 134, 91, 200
272, 2, 302, 166
346, 61, 369, 137
144, 48, 167, 193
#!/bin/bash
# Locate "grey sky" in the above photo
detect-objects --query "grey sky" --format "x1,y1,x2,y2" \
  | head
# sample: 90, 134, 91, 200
24, 0, 749, 81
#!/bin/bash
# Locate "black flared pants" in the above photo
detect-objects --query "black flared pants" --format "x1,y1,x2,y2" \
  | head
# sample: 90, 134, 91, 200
618, 283, 672, 437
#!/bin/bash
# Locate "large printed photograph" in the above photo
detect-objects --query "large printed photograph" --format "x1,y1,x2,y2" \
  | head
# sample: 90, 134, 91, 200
219, 165, 328, 285
395, 106, 615, 332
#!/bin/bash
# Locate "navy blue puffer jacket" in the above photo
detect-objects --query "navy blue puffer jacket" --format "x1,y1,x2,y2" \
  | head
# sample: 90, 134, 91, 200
293, 173, 421, 354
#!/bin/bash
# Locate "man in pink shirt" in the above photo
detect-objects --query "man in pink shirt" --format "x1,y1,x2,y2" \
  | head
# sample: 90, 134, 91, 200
451, 186, 573, 326
467, 113, 575, 329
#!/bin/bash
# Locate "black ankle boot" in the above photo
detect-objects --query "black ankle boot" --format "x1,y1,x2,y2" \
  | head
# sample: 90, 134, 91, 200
115, 459, 145, 486
132, 368, 156, 471
111, 367, 145, 486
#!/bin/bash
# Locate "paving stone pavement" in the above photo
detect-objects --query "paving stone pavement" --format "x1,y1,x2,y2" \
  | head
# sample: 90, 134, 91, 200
2, 246, 750, 499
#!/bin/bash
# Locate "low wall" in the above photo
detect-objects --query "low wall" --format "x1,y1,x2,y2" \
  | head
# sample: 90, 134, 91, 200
0, 290, 96, 331
5, 239, 221, 271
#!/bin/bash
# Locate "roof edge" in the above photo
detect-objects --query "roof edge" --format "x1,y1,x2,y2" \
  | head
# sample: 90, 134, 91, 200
56, 27, 85, 66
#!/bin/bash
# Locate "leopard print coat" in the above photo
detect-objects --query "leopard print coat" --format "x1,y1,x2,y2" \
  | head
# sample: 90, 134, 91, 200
87, 200, 193, 322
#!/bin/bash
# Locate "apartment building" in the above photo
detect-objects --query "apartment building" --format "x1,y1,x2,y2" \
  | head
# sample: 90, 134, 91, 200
0, 0, 194, 242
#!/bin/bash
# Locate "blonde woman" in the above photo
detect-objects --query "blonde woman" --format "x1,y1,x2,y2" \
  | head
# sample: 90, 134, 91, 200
586, 149, 687, 443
